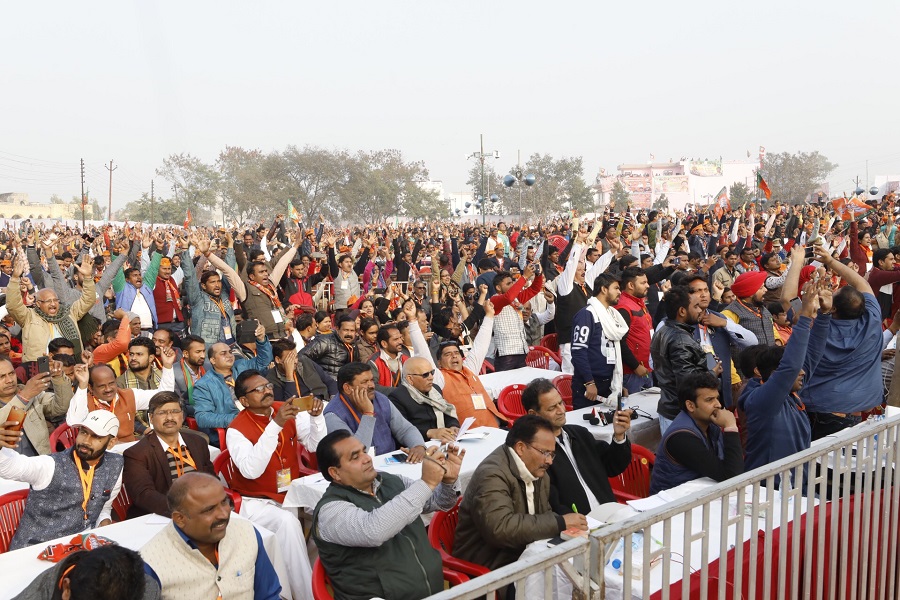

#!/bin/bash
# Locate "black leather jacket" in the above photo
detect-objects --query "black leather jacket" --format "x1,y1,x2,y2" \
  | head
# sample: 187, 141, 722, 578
650, 320, 709, 420
300, 332, 352, 379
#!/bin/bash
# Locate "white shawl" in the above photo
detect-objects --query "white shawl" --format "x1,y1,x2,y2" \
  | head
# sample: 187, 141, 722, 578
586, 296, 630, 404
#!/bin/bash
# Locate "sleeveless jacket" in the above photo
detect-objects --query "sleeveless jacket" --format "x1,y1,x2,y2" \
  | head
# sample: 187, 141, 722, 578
227, 403, 300, 502
10, 449, 123, 550
312, 473, 443, 600
649, 411, 724, 495
617, 292, 652, 373
324, 392, 397, 455
87, 389, 137, 442
724, 299, 776, 347
440, 367, 505, 427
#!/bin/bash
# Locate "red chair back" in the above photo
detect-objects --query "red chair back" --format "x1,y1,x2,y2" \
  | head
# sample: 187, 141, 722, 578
609, 444, 655, 502
213, 449, 236, 486
479, 360, 494, 375
296, 443, 319, 477
540, 333, 559, 354
214, 427, 228, 451
552, 374, 574, 411
428, 497, 491, 580
49, 423, 77, 452
185, 417, 199, 431
112, 486, 132, 522
496, 384, 526, 421
525, 345, 560, 370
0, 489, 29, 554
312, 558, 334, 599
548, 235, 568, 253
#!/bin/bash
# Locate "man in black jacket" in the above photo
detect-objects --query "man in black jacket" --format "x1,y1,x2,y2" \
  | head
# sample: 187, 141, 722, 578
388, 356, 460, 443
301, 313, 358, 378
267, 338, 337, 401
522, 378, 631, 515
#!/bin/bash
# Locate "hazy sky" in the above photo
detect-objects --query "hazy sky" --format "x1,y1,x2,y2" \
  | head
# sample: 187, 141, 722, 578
2, 1, 899, 212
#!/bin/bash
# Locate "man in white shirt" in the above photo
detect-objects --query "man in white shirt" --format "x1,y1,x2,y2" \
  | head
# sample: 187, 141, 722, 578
0, 410, 123, 550
225, 369, 325, 600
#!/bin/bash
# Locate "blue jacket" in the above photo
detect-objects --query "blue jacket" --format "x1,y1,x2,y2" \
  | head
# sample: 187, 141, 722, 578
650, 410, 724, 495
193, 339, 274, 429
571, 305, 616, 409
739, 315, 827, 471
116, 282, 158, 329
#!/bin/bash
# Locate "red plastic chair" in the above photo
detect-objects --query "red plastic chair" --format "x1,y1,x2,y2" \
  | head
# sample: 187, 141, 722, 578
0, 489, 29, 553
312, 558, 469, 599
548, 234, 568, 254
552, 374, 574, 411
608, 444, 655, 503
185, 417, 199, 431
496, 384, 527, 422
525, 345, 561, 369
540, 333, 559, 354
112, 486, 132, 522
214, 427, 228, 451
479, 360, 494, 375
428, 497, 491, 579
296, 443, 319, 477
211, 450, 243, 513
49, 423, 77, 452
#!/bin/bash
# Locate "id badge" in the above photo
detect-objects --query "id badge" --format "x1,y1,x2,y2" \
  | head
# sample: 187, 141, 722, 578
272, 309, 284, 324
471, 394, 486, 410
276, 468, 291, 493
340, 279, 349, 290
605, 341, 616, 364
222, 325, 232, 339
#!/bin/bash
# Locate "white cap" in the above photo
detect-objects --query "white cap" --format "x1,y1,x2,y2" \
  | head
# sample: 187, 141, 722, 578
73, 410, 119, 438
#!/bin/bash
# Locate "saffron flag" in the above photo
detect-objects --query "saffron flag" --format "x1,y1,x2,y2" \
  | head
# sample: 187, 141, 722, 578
183, 209, 192, 228
713, 186, 730, 220
831, 197, 871, 221
757, 173, 772, 200
287, 200, 301, 223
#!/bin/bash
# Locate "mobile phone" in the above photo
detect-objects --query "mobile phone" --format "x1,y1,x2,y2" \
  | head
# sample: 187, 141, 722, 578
673, 257, 681, 266
236, 320, 259, 344
291, 395, 315, 412
6, 405, 26, 432
617, 394, 624, 412
37, 356, 50, 374
705, 353, 719, 371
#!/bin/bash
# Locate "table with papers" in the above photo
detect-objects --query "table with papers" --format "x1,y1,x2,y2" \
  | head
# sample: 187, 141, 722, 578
479, 367, 564, 399
0, 513, 292, 599
566, 389, 661, 449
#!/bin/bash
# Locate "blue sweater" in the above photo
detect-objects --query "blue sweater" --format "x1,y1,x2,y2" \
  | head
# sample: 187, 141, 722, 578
193, 339, 274, 429
571, 305, 616, 408
738, 315, 827, 471
800, 294, 882, 413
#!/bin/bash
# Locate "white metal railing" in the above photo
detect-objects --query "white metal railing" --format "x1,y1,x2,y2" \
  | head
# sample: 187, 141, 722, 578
427, 413, 900, 600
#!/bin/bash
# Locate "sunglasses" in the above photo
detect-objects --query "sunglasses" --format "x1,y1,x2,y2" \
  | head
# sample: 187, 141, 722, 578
409, 369, 435, 378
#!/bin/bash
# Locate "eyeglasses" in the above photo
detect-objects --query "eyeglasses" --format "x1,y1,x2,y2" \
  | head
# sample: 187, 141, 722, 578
35, 298, 59, 304
153, 408, 183, 417
526, 443, 556, 460
248, 383, 274, 394
410, 369, 435, 378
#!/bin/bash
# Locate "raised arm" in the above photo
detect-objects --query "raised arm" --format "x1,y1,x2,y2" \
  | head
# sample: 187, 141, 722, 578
815, 245, 873, 295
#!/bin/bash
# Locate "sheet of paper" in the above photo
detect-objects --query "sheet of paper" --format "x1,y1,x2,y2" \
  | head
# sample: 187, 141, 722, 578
626, 495, 669, 512
454, 416, 476, 441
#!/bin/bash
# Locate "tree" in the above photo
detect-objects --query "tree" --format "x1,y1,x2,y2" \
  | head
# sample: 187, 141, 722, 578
118, 192, 184, 224
761, 151, 837, 204
465, 162, 506, 216
216, 146, 272, 225
49, 194, 64, 204
156, 153, 220, 224
652, 193, 669, 211
729, 182, 754, 207
520, 154, 593, 218
611, 180, 630, 213
266, 146, 348, 224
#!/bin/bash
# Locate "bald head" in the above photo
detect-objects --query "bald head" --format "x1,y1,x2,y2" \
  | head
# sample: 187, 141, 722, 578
168, 472, 223, 514
402, 356, 436, 394
34, 288, 60, 316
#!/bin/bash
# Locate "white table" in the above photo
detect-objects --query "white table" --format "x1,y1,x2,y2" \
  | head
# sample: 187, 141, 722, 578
566, 389, 661, 450
479, 367, 563, 399
282, 426, 508, 511
0, 512, 292, 600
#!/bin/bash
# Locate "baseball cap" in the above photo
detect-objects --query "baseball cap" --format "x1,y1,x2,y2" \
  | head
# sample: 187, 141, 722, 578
74, 410, 119, 438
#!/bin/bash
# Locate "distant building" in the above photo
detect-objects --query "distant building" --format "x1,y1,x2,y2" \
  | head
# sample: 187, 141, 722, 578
594, 158, 759, 211
0, 192, 80, 220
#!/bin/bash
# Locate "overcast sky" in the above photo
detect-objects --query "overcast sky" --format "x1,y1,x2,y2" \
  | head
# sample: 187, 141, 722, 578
2, 1, 898, 211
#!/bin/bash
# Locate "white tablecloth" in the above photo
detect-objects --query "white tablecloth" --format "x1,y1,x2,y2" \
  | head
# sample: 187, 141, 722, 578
0, 512, 292, 600
566, 390, 660, 448
282, 426, 508, 511
479, 367, 564, 399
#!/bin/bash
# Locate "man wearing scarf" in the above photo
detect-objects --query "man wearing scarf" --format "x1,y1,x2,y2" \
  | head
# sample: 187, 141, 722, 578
7, 254, 95, 361
388, 357, 460, 442
571, 273, 631, 409
153, 257, 186, 336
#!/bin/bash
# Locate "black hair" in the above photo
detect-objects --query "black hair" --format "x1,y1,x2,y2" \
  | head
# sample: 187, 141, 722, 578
724, 250, 737, 259
270, 338, 296, 360
494, 271, 512, 287
766, 301, 785, 316
181, 334, 206, 351
376, 324, 400, 348
200, 270, 221, 286
760, 252, 779, 269
521, 378, 558, 413
335, 313, 357, 330
437, 340, 464, 361
127, 336, 156, 356
53, 354, 77, 367
737, 344, 768, 379
48, 337, 75, 354
619, 267, 646, 291
100, 319, 121, 338
676, 371, 720, 412
833, 286, 866, 320
681, 273, 708, 290
123, 267, 140, 280
755, 345, 787, 381
504, 414, 555, 448
360, 317, 379, 334
53, 545, 147, 600
314, 310, 330, 324
317, 429, 354, 482
337, 361, 372, 392
234, 368, 264, 400
149, 391, 183, 414
873, 248, 893, 268
591, 273, 619, 296
296, 313, 315, 331
664, 286, 694, 321
477, 258, 495, 271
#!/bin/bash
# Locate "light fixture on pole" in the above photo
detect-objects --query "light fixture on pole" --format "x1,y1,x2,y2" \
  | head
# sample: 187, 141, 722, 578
503, 167, 536, 219
468, 134, 500, 225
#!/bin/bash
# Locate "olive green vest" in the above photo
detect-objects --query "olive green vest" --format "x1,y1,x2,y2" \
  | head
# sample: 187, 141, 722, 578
312, 473, 443, 600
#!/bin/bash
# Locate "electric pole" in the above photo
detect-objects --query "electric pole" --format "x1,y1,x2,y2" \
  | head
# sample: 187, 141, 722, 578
80, 159, 86, 228
105, 160, 117, 222
150, 180, 155, 227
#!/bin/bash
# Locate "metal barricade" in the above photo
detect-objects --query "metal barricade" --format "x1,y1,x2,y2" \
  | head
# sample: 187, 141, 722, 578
427, 414, 900, 600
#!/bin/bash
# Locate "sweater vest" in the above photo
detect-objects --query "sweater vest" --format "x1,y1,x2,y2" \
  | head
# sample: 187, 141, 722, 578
555, 283, 590, 345
88, 389, 137, 442
10, 449, 123, 550
724, 300, 776, 347
141, 519, 258, 600
440, 367, 505, 428
369, 354, 407, 387
331, 271, 360, 309
650, 411, 724, 495
312, 473, 443, 600
324, 392, 397, 455
227, 404, 300, 502
617, 293, 652, 373
153, 276, 183, 324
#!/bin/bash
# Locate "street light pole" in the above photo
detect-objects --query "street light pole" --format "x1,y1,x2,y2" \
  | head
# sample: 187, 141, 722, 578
468, 134, 500, 226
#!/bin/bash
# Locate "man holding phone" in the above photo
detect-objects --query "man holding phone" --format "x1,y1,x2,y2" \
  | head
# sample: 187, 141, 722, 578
225, 369, 324, 600
0, 357, 70, 455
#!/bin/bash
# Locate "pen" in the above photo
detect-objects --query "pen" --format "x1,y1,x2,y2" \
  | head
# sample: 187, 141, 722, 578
571, 504, 578, 514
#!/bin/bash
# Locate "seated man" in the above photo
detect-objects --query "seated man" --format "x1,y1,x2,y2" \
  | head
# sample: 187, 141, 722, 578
301, 313, 358, 379
0, 410, 123, 550
649, 371, 744, 495
122, 391, 215, 518
117, 337, 162, 390
226, 369, 326, 600
312, 429, 462, 600
388, 356, 460, 443
141, 472, 281, 600
173, 334, 207, 411
67, 349, 177, 442
267, 338, 335, 402
0, 357, 70, 455
453, 415, 587, 571
368, 323, 408, 387
191, 322, 272, 437
324, 362, 427, 461
522, 378, 631, 514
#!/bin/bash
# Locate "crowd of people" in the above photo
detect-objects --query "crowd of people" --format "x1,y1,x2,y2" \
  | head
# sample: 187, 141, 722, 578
0, 195, 896, 599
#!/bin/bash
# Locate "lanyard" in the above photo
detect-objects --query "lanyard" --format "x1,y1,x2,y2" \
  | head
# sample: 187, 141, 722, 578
248, 280, 282, 308
343, 342, 356, 362
168, 443, 198, 477
180, 360, 205, 403
91, 393, 119, 415
248, 412, 286, 468
73, 454, 95, 522
737, 299, 763, 319
339, 394, 367, 425
210, 297, 228, 318
790, 392, 806, 412
292, 372, 304, 398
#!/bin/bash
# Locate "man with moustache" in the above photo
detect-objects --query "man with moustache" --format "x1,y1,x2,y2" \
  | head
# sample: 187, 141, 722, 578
722, 271, 779, 347
153, 257, 186, 336
122, 391, 215, 518
117, 337, 162, 390
173, 335, 207, 412
0, 410, 123, 550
